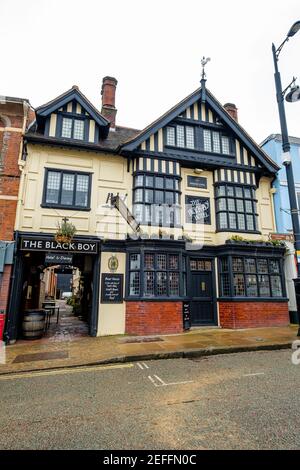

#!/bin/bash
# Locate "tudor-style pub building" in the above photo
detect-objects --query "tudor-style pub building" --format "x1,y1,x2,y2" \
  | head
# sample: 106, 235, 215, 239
4, 75, 289, 342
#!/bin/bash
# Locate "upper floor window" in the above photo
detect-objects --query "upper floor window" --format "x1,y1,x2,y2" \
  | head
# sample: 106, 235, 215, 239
61, 117, 85, 140
166, 125, 194, 149
133, 173, 181, 226
43, 169, 91, 210
203, 129, 230, 155
215, 184, 258, 232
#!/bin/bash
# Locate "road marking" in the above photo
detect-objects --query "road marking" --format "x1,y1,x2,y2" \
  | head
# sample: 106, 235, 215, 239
0, 363, 134, 381
137, 363, 144, 370
243, 372, 265, 377
142, 362, 149, 369
148, 375, 194, 387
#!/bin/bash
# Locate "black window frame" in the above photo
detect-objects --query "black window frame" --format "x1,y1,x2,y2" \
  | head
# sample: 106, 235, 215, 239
215, 183, 259, 233
218, 255, 285, 300
202, 129, 232, 155
56, 112, 88, 142
42, 168, 92, 211
165, 125, 195, 149
127, 250, 187, 299
133, 172, 181, 227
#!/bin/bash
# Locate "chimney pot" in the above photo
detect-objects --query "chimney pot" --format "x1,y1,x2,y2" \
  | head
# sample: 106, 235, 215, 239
101, 76, 118, 129
223, 102, 238, 121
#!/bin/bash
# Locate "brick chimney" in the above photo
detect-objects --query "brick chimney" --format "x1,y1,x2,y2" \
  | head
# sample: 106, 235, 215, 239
101, 76, 118, 129
223, 103, 238, 121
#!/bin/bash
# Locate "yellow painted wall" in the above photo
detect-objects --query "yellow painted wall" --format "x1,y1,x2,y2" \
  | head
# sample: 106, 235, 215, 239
98, 252, 126, 336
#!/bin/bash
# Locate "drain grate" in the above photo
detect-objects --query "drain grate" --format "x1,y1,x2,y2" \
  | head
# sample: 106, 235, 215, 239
13, 350, 69, 363
120, 336, 164, 344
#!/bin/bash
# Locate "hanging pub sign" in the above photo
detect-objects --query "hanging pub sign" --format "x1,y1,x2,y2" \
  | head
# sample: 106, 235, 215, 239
101, 274, 123, 303
187, 176, 207, 189
45, 253, 73, 265
185, 195, 211, 224
20, 237, 98, 254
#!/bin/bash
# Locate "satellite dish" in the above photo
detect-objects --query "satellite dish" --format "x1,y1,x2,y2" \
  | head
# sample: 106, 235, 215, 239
286, 85, 300, 102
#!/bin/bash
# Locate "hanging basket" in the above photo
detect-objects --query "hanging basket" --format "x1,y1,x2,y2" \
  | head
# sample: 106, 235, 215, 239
55, 234, 72, 244
55, 219, 76, 244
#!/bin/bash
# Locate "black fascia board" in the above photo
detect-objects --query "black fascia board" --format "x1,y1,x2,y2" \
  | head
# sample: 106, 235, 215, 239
37, 89, 109, 128
24, 133, 119, 154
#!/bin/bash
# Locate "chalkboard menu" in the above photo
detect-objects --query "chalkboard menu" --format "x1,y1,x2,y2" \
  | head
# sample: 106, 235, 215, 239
101, 274, 123, 303
183, 302, 191, 330
185, 195, 211, 224
187, 176, 207, 189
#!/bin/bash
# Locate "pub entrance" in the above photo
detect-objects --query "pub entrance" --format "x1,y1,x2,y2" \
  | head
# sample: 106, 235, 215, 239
5, 234, 100, 343
189, 258, 217, 326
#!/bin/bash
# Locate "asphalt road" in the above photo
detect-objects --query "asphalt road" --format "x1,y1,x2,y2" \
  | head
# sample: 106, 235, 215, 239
0, 349, 300, 450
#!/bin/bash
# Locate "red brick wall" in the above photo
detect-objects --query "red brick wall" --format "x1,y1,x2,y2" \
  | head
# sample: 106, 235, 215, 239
219, 301, 289, 329
0, 265, 12, 340
126, 301, 183, 335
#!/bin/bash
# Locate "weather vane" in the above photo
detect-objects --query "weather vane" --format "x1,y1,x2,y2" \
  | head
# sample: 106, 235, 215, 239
201, 56, 211, 80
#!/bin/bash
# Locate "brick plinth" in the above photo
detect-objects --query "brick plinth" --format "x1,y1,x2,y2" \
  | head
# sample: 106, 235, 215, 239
126, 301, 183, 336
219, 301, 289, 329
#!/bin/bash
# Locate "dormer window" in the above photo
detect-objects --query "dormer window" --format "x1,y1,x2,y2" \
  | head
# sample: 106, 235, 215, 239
61, 117, 84, 140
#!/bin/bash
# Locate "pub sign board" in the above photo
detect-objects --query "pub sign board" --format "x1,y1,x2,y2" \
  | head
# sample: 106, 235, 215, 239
45, 253, 73, 265
101, 274, 123, 303
185, 196, 211, 224
20, 237, 98, 254
187, 176, 207, 189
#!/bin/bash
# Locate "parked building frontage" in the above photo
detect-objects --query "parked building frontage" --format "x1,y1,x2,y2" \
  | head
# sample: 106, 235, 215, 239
261, 133, 300, 323
0, 96, 34, 340
4, 77, 290, 342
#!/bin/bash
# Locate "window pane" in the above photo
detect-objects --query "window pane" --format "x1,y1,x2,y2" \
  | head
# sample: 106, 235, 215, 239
233, 258, 243, 272
212, 131, 220, 153
246, 274, 258, 296
165, 192, 174, 204
177, 125, 185, 147
129, 272, 140, 296
145, 176, 153, 187
61, 118, 72, 138
203, 130, 211, 152
186, 126, 194, 149
246, 215, 254, 231
216, 185, 226, 196
258, 275, 270, 297
237, 213, 245, 230
220, 257, 228, 272
169, 272, 179, 295
227, 186, 234, 197
234, 274, 245, 296
169, 254, 179, 270
174, 180, 179, 191
190, 260, 197, 271
144, 272, 155, 296
229, 213, 237, 229
46, 171, 61, 203
218, 212, 228, 229
155, 190, 164, 204
244, 188, 251, 198
75, 174, 89, 207
221, 274, 230, 296
221, 136, 230, 154
271, 275, 283, 297
245, 200, 253, 213
166, 178, 174, 190
155, 177, 164, 189
145, 190, 153, 203
157, 272, 167, 295
235, 187, 243, 198
269, 259, 280, 273
60, 173, 75, 205
157, 254, 167, 270
144, 253, 154, 269
197, 260, 205, 270
134, 189, 143, 203
73, 119, 84, 140
135, 175, 143, 186
257, 259, 268, 273
245, 258, 256, 273
130, 254, 140, 270
236, 199, 244, 212
227, 198, 235, 211
166, 126, 175, 146
144, 205, 151, 223
133, 204, 143, 223
217, 198, 227, 211
205, 260, 212, 271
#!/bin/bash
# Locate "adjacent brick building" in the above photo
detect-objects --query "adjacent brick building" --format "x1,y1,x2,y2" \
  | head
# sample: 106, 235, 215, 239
0, 97, 34, 340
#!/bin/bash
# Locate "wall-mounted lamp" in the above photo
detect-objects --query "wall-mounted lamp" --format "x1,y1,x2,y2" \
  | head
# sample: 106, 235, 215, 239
194, 168, 203, 174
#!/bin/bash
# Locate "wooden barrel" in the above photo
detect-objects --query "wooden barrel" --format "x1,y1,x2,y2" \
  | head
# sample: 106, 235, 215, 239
22, 309, 46, 340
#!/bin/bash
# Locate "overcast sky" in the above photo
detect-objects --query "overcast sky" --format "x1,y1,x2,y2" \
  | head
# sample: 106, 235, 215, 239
1, 0, 300, 144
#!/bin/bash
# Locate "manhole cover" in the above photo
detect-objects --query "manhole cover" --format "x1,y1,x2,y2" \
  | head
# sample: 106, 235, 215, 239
120, 337, 164, 344
13, 350, 69, 363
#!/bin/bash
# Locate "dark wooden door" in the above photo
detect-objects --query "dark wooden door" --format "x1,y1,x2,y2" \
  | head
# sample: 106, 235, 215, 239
190, 269, 215, 326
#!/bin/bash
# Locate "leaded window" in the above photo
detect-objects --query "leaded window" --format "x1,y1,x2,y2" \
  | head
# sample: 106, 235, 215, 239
43, 169, 91, 209
133, 174, 181, 227
166, 125, 195, 149
219, 256, 284, 298
61, 117, 85, 140
215, 184, 258, 232
203, 129, 231, 154
128, 252, 184, 298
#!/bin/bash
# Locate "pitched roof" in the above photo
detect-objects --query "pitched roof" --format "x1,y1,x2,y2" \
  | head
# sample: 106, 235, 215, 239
120, 85, 280, 173
260, 133, 300, 147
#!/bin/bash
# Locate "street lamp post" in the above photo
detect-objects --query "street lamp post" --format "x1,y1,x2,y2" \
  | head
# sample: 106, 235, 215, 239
272, 21, 300, 333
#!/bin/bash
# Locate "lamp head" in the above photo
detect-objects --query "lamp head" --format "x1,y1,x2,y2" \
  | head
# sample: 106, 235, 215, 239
286, 85, 300, 102
287, 20, 300, 37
